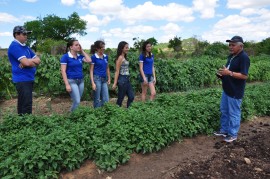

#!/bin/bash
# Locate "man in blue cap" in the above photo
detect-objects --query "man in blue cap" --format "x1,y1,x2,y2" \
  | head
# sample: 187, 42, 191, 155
8, 25, 41, 115
214, 36, 250, 142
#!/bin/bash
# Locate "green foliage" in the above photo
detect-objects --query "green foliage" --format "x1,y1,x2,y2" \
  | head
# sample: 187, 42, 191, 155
37, 39, 66, 54
204, 42, 228, 58
1, 82, 270, 177
256, 37, 270, 55
131, 37, 158, 52
24, 12, 87, 51
168, 36, 183, 53
1, 53, 270, 99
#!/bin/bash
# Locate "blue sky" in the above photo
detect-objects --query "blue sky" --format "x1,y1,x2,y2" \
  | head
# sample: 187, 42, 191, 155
0, 0, 270, 49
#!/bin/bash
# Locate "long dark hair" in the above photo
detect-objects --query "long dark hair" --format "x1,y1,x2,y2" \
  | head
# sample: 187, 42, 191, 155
66, 39, 78, 53
141, 41, 152, 57
90, 40, 105, 54
115, 41, 128, 63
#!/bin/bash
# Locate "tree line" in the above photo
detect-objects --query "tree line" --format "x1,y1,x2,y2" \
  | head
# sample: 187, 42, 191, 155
23, 12, 270, 58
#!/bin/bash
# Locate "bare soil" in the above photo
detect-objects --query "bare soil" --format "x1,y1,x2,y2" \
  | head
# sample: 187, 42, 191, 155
0, 97, 269, 179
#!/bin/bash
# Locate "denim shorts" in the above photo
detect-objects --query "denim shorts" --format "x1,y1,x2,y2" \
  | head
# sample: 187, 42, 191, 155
139, 74, 154, 83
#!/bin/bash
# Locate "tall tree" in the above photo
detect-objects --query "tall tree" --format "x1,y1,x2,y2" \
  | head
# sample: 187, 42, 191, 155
146, 37, 158, 46
24, 12, 87, 50
168, 36, 183, 58
168, 36, 182, 53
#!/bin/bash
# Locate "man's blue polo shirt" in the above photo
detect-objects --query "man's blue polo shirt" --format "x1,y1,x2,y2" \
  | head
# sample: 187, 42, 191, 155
222, 50, 250, 99
8, 40, 37, 83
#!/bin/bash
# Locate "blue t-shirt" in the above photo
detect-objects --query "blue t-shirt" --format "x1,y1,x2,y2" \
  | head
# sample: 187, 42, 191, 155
222, 50, 250, 99
7, 40, 37, 83
91, 53, 108, 77
60, 52, 85, 79
139, 53, 154, 75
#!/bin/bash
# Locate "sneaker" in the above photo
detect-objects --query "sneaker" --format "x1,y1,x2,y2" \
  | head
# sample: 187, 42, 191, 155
224, 135, 237, 143
213, 131, 228, 137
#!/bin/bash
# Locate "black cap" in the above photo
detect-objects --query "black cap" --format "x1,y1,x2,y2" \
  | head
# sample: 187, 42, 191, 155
226, 36, 243, 43
13, 26, 32, 34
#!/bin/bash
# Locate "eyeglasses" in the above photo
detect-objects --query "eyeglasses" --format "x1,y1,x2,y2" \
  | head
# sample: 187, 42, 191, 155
22, 33, 28, 36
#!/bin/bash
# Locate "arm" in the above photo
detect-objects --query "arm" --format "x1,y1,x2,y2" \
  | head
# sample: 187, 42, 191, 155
218, 66, 248, 80
90, 64, 96, 90
107, 65, 111, 85
112, 56, 123, 90
80, 47, 91, 63
139, 62, 147, 84
61, 64, 71, 92
152, 66, 156, 84
20, 56, 41, 67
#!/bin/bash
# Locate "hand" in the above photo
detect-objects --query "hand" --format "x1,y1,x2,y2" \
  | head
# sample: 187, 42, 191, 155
112, 84, 117, 90
153, 78, 156, 84
107, 79, 111, 85
79, 44, 83, 53
92, 83, 96, 91
66, 84, 71, 93
218, 66, 230, 76
143, 77, 147, 85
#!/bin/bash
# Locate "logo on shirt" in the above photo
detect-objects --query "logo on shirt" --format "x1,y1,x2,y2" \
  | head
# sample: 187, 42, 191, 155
79, 57, 83, 63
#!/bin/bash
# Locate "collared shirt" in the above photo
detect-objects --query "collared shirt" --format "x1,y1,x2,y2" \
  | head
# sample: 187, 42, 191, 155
7, 39, 37, 83
91, 53, 109, 77
222, 50, 250, 99
139, 53, 154, 75
60, 51, 85, 79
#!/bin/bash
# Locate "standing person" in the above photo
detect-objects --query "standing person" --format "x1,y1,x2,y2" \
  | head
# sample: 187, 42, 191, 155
60, 39, 91, 112
112, 41, 134, 108
90, 40, 110, 108
8, 26, 41, 115
214, 36, 250, 143
139, 41, 156, 101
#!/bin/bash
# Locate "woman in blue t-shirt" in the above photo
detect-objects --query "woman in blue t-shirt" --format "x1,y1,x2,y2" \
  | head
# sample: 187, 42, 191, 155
60, 39, 91, 112
90, 40, 111, 108
139, 41, 156, 101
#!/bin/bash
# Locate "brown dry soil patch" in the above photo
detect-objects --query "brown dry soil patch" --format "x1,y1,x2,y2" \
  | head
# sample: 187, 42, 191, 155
0, 97, 270, 179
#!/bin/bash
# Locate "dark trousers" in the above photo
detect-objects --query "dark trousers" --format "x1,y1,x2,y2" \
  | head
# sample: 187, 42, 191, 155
117, 75, 134, 108
15, 82, 34, 115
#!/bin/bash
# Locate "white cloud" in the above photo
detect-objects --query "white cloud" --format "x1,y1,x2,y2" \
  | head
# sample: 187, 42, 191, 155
78, 0, 91, 9
88, 27, 99, 32
81, 14, 112, 27
159, 34, 176, 43
23, 0, 38, 2
20, 15, 36, 21
160, 23, 181, 35
227, 0, 270, 9
61, 0, 75, 6
119, 2, 194, 24
101, 25, 156, 39
123, 25, 156, 34
87, 0, 124, 15
202, 13, 270, 43
0, 32, 12, 37
0, 13, 19, 23
193, 0, 218, 18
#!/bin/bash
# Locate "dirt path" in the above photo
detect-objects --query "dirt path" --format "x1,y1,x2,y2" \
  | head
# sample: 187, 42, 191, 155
60, 117, 270, 179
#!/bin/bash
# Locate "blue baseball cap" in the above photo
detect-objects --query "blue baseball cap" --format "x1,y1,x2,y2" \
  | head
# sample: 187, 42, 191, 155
226, 36, 244, 43
13, 26, 32, 34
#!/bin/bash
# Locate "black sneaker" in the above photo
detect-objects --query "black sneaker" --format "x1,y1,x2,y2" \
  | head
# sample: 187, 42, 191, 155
213, 131, 227, 137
